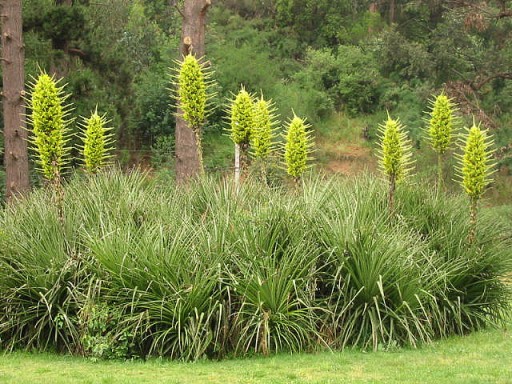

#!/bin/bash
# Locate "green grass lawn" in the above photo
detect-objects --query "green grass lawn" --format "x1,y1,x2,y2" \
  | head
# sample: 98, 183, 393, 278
1, 325, 510, 384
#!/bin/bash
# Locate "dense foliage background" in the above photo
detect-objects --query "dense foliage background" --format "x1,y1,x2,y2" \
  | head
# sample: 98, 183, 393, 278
0, 0, 511, 194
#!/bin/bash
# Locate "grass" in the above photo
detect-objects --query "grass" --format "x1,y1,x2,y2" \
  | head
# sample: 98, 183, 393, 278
0, 324, 510, 384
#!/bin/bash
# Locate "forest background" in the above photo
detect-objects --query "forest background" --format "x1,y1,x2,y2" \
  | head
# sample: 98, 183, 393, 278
1, 0, 511, 202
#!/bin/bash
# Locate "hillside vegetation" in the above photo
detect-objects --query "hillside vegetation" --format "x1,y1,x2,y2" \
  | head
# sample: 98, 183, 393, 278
0, 1, 510, 201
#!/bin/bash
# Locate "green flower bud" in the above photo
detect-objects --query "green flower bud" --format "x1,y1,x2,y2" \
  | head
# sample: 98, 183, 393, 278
377, 115, 414, 183
251, 96, 278, 160
80, 108, 115, 174
457, 122, 495, 200
284, 114, 313, 179
427, 92, 456, 155
176, 54, 210, 131
228, 87, 254, 145
28, 72, 72, 184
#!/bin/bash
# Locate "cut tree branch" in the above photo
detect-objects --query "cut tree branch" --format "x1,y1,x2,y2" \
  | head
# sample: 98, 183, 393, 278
472, 72, 512, 90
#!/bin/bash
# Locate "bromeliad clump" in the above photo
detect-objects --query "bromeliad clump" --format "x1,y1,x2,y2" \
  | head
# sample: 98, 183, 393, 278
456, 121, 495, 243
283, 114, 313, 182
426, 92, 457, 188
79, 108, 115, 174
377, 114, 414, 214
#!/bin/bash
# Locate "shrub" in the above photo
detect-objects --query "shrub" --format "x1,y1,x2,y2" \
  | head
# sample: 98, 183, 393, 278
0, 170, 509, 359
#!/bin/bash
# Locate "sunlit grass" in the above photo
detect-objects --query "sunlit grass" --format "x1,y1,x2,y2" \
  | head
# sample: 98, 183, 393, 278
0, 324, 510, 384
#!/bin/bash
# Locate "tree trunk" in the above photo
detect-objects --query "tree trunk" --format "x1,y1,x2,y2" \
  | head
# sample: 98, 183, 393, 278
175, 0, 211, 183
1, 0, 30, 201
389, 0, 396, 24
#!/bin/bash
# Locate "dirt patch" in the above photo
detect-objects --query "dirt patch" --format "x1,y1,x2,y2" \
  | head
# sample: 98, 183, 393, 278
322, 142, 377, 176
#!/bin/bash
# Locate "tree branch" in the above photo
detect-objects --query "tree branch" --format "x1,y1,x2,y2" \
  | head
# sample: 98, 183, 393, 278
174, 4, 185, 19
472, 72, 512, 90
497, 9, 512, 18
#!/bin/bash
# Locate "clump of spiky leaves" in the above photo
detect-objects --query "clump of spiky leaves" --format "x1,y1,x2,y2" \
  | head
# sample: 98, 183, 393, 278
377, 114, 414, 213
173, 54, 214, 171
283, 114, 314, 182
79, 108, 115, 174
455, 121, 496, 243
0, 171, 510, 359
227, 86, 255, 186
27, 72, 72, 185
426, 92, 457, 187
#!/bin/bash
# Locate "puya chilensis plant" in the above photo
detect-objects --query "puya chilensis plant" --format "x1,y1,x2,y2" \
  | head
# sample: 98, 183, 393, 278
227, 86, 254, 187
377, 114, 414, 214
173, 53, 213, 171
283, 113, 314, 183
426, 92, 457, 189
27, 72, 72, 187
79, 108, 115, 174
455, 120, 495, 244
251, 94, 279, 181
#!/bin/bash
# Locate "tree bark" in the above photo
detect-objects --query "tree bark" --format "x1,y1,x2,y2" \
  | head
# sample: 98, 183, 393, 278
389, 0, 396, 24
1, 0, 30, 201
175, 0, 211, 183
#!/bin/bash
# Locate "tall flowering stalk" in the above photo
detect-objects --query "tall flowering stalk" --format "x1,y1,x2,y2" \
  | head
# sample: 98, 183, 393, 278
27, 72, 72, 186
173, 54, 213, 172
426, 92, 457, 188
227, 86, 254, 187
79, 108, 115, 174
283, 114, 313, 183
251, 95, 278, 181
456, 121, 495, 243
377, 114, 414, 214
